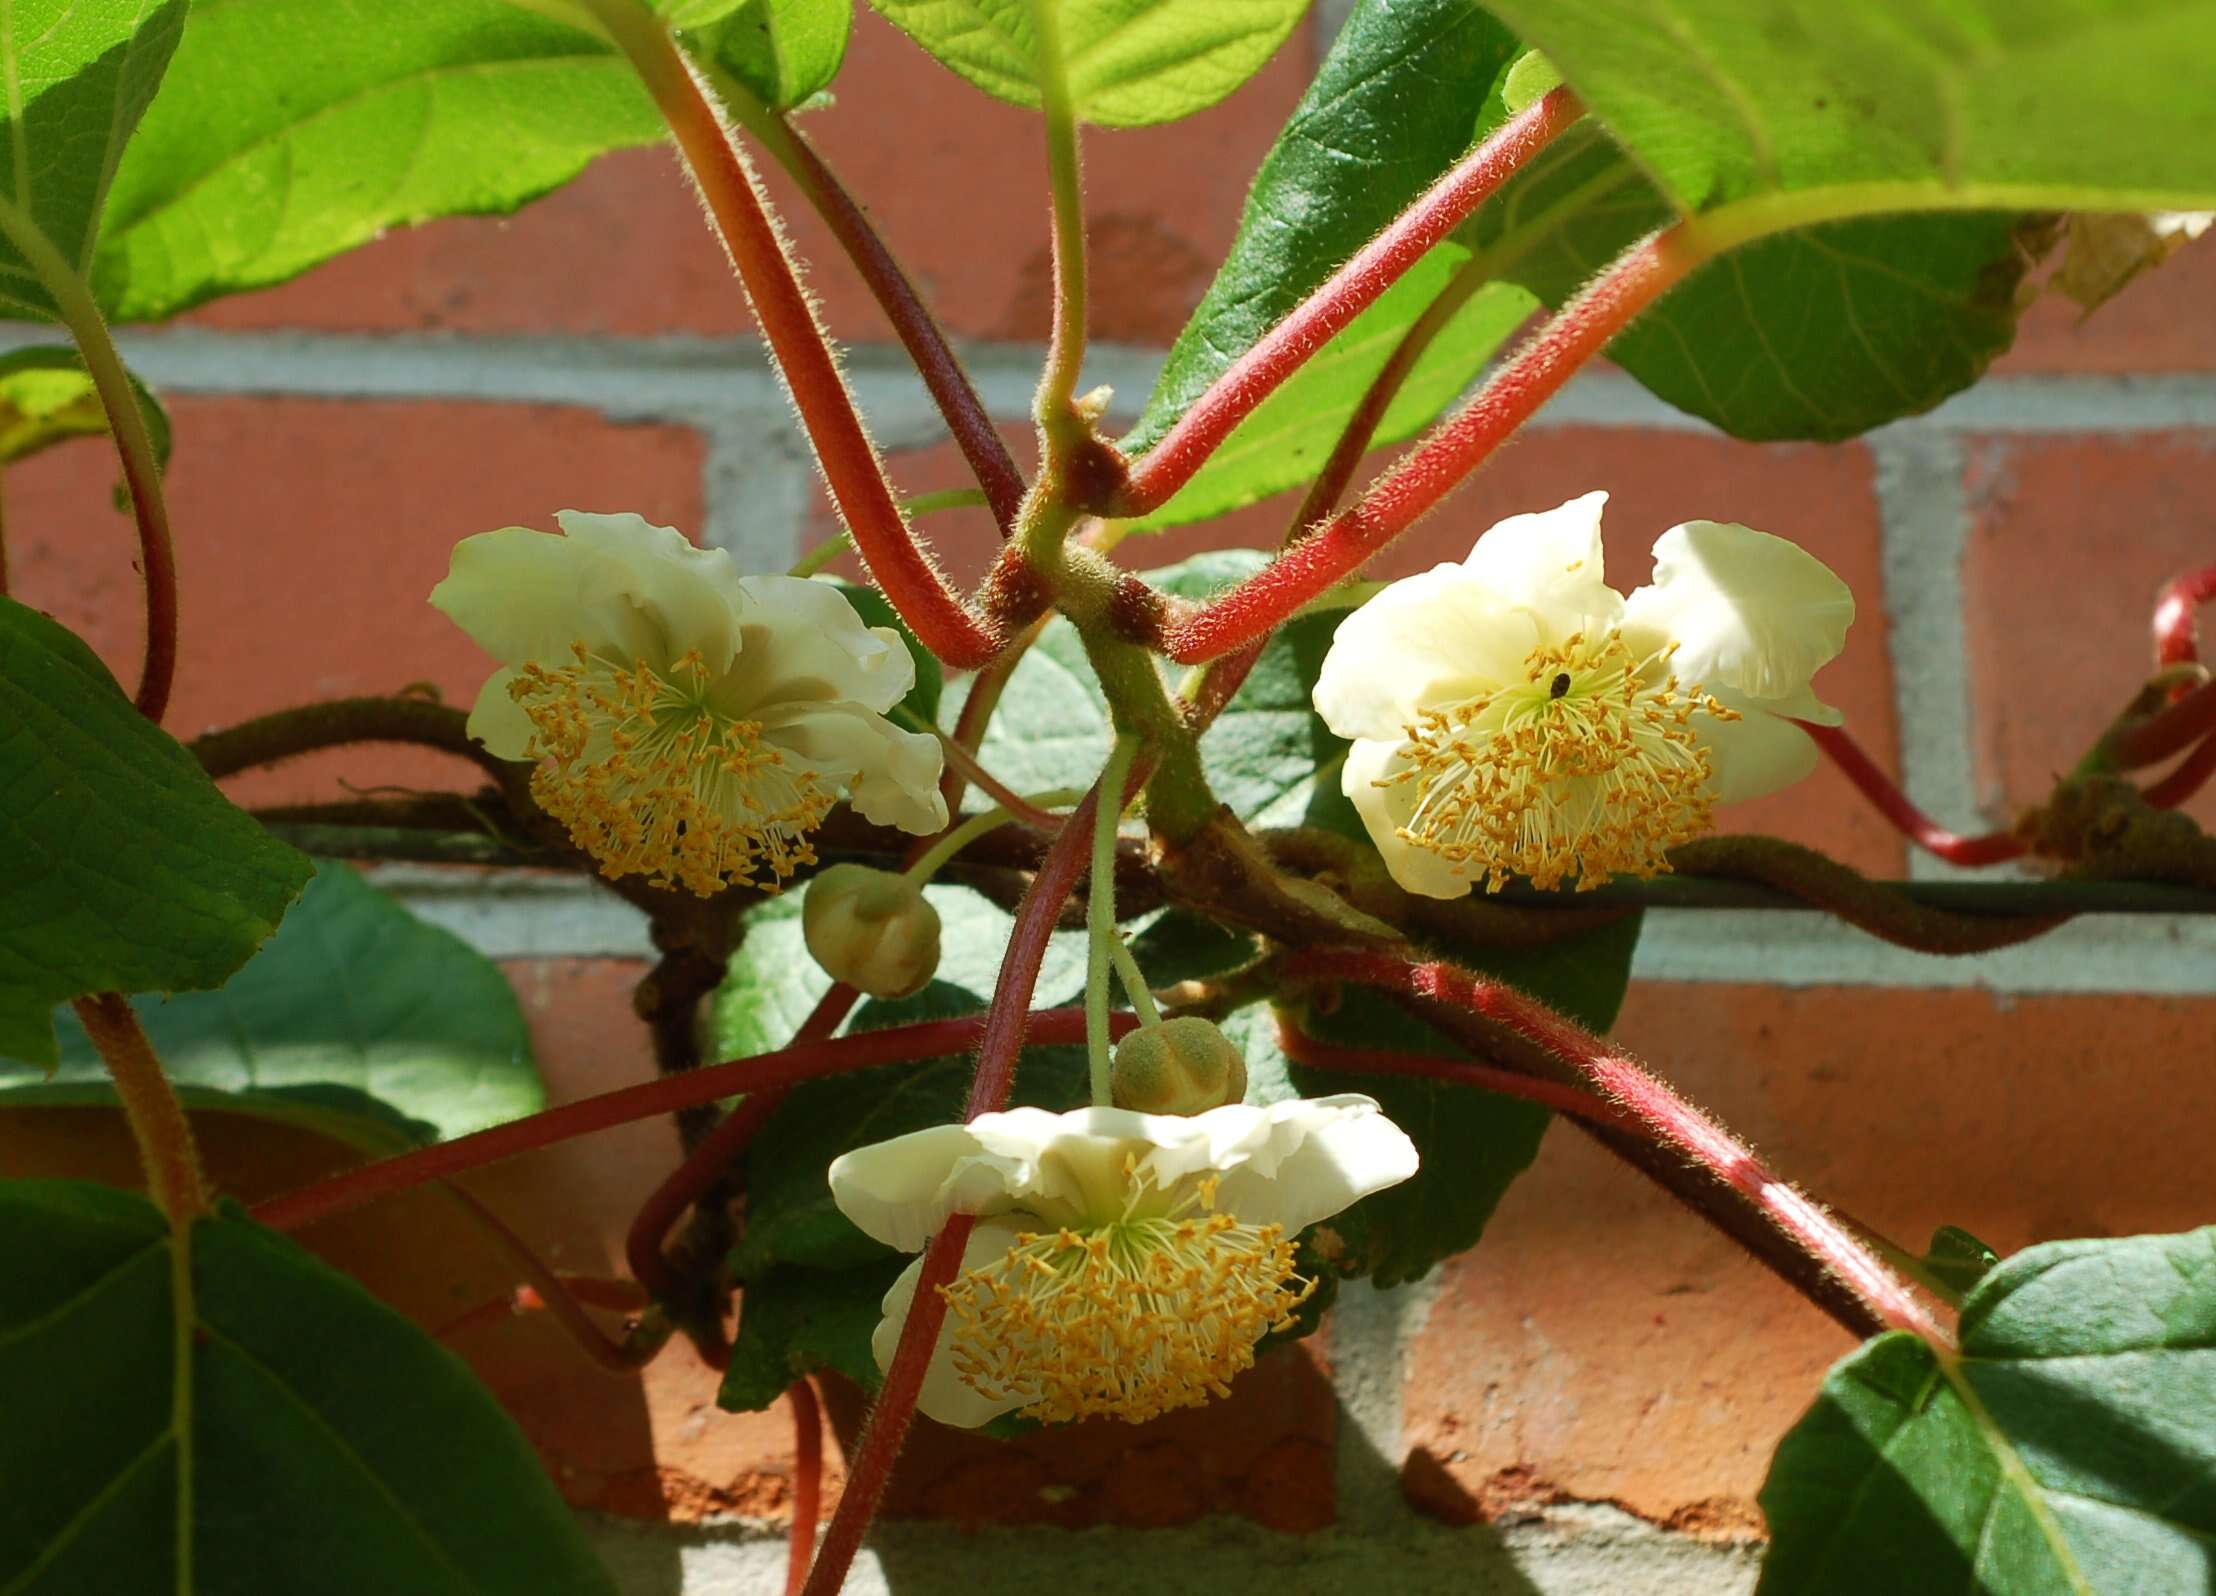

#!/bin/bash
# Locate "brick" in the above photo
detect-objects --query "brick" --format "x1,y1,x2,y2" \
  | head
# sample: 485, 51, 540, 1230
1400, 982, 2216, 1531
3, 398, 704, 810
823, 425, 1906, 874
1963, 431, 2216, 833
187, 9, 1314, 346
1999, 235, 2216, 374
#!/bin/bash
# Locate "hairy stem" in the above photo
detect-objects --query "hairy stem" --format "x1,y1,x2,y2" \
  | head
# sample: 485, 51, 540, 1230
1278, 1023, 1650, 1131
2106, 678, 2216, 770
785, 1377, 825, 1596
441, 1185, 648, 1373
1032, 0, 1090, 437
0, 200, 178, 720
1087, 736, 1141, 1103
581, 0, 1000, 667
2153, 559, 2216, 673
943, 613, 1047, 814
190, 697, 511, 781
1796, 721, 2026, 867
1161, 223, 1696, 663
71, 994, 207, 1228
1114, 87, 1585, 517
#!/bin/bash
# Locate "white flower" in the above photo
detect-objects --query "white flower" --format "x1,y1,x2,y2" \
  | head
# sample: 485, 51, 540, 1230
431, 511, 946, 896
1312, 492, 1853, 898
828, 1096, 1419, 1427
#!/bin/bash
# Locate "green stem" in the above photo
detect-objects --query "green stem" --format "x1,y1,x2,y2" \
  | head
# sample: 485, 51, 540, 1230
1032, 0, 1089, 436
901, 788, 1084, 883
0, 197, 177, 721
1087, 736, 1141, 1104
1107, 938, 1162, 1025
787, 531, 851, 577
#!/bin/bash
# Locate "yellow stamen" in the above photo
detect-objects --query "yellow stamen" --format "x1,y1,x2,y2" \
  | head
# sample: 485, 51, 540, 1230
1382, 630, 1738, 893
937, 1169, 1314, 1425
510, 644, 831, 897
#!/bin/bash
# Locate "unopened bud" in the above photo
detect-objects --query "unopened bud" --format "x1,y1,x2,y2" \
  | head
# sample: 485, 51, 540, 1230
802, 865, 942, 999
1111, 1016, 1248, 1115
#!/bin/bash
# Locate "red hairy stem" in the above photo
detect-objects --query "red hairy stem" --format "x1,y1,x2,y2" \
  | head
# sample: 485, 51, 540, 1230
255, 1008, 1106, 1233
2107, 678, 2216, 770
1796, 721, 2027, 867
1276, 1024, 1649, 1132
71, 994, 206, 1228
442, 1186, 644, 1373
1161, 225, 1697, 663
2153, 560, 2216, 674
785, 1377, 825, 1596
936, 734, 1066, 830
758, 113, 1027, 534
1285, 947, 1950, 1345
587, 0, 1000, 667
798, 1214, 975, 1596
1117, 87, 1586, 517
624, 983, 860, 1303
802, 769, 1114, 1595
1183, 639, 1268, 736
2142, 733, 2216, 810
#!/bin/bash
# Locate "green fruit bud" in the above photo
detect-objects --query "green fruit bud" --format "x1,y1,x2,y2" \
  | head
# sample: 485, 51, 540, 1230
802, 865, 942, 999
1110, 1016, 1249, 1115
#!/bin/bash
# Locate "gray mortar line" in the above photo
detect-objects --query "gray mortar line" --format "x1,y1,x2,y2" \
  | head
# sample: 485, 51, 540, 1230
1326, 1276, 1443, 1535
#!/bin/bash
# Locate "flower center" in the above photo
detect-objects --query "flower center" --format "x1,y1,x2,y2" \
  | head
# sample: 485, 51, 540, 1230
1381, 630, 1738, 892
938, 1171, 1315, 1425
509, 644, 832, 896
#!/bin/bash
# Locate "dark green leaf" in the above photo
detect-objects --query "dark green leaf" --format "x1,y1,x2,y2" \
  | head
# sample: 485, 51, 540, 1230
93, 0, 664, 323
3, 863, 545, 1151
868, 0, 1308, 128
1474, 0, 2216, 218
0, 346, 172, 471
0, 0, 184, 321
720, 1257, 904, 1412
1920, 1224, 2003, 1306
1758, 1226, 2216, 1596
1124, 0, 1521, 455
837, 580, 942, 726
691, 0, 852, 110
0, 1180, 618, 1594
0, 600, 311, 1068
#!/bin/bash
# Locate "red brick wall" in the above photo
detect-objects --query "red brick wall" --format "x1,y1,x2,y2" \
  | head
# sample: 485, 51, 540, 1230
11, 7, 2213, 1579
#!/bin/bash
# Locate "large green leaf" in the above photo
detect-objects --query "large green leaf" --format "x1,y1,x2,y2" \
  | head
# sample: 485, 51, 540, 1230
0, 1180, 617, 1595
92, 0, 664, 323
722, 1257, 906, 1412
1758, 1227, 2216, 1595
0, 0, 184, 321
0, 346, 171, 471
2, 863, 545, 1152
1464, 121, 2034, 441
1124, 248, 1536, 532
1476, 0, 2216, 224
868, 0, 1309, 128
0, 599, 311, 1068
690, 0, 852, 109
1124, 0, 1522, 455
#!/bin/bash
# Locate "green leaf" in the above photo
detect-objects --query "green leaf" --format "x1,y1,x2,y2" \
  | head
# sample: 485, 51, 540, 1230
691, 0, 853, 110
868, 0, 1310, 128
0, 0, 185, 321
837, 581, 942, 726
0, 346, 171, 470
1281, 911, 1643, 1287
2, 863, 545, 1152
0, 599, 311, 1068
92, 0, 665, 323
971, 611, 1113, 794
1919, 1224, 2003, 1307
1475, 0, 2216, 222
0, 1181, 618, 1594
1123, 247, 1537, 533
1466, 121, 2036, 441
1124, 0, 1522, 455
1758, 1227, 2216, 1596
721, 1257, 904, 1412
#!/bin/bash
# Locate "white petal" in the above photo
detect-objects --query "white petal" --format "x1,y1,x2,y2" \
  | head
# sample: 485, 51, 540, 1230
1312, 566, 1539, 742
759, 703, 947, 835
1460, 491, 1616, 611
730, 574, 916, 715
1202, 1095, 1420, 1233
1341, 737, 1482, 900
556, 510, 747, 674
462, 667, 538, 761
1621, 522, 1854, 706
1696, 691, 1822, 805
828, 1123, 1033, 1252
870, 1221, 1032, 1429
429, 528, 597, 666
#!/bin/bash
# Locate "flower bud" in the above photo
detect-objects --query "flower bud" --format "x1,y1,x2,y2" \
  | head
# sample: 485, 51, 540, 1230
1111, 1017, 1248, 1115
802, 865, 942, 999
